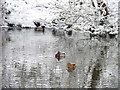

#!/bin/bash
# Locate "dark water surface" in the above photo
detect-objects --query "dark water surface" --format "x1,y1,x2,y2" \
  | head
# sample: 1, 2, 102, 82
1, 28, 118, 88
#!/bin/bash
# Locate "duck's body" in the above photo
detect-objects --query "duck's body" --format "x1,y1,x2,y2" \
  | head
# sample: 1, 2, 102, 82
67, 30, 72, 36
66, 30, 72, 36
67, 63, 76, 72
35, 26, 45, 32
109, 33, 116, 38
52, 29, 57, 35
7, 23, 15, 27
55, 51, 65, 61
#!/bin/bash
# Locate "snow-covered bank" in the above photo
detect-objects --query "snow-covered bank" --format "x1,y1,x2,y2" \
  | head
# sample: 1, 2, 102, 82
2, 0, 69, 27
1, 0, 118, 32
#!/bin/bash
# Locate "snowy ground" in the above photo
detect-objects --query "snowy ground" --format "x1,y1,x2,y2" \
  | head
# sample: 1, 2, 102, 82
1, 0, 119, 28
2, 0, 69, 27
1, 28, 118, 88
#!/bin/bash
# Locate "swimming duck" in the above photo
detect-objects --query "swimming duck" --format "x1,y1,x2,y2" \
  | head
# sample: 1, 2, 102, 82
35, 26, 45, 32
109, 33, 116, 38
52, 29, 57, 35
7, 23, 15, 27
67, 30, 72, 36
55, 51, 65, 61
16, 24, 22, 30
67, 63, 76, 72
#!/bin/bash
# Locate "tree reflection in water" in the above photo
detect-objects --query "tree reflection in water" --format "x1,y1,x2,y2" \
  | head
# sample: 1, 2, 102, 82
1, 28, 118, 88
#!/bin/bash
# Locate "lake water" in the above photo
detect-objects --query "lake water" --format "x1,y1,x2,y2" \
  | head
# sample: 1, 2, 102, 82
1, 28, 118, 88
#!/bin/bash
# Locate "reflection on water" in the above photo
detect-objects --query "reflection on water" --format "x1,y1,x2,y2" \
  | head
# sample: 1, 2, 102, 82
1, 28, 118, 88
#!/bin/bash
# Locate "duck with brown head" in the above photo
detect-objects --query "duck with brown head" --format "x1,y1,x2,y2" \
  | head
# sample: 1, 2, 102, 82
67, 63, 76, 72
55, 51, 65, 61
34, 26, 45, 32
55, 51, 60, 61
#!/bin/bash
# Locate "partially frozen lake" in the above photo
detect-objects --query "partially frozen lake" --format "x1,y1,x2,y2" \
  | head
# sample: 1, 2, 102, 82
1, 28, 118, 88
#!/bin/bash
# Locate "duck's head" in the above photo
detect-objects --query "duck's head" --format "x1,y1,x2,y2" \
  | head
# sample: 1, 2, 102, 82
67, 63, 71, 68
57, 51, 60, 54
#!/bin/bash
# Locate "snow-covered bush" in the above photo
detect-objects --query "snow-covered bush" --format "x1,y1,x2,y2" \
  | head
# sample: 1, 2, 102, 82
53, 0, 118, 34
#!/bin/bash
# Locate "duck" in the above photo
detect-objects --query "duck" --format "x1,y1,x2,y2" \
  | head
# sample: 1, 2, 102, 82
55, 51, 65, 61
67, 63, 76, 72
7, 23, 15, 27
52, 29, 57, 35
35, 26, 45, 32
90, 33, 95, 39
16, 24, 22, 30
109, 33, 116, 38
65, 30, 72, 36
67, 30, 72, 36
